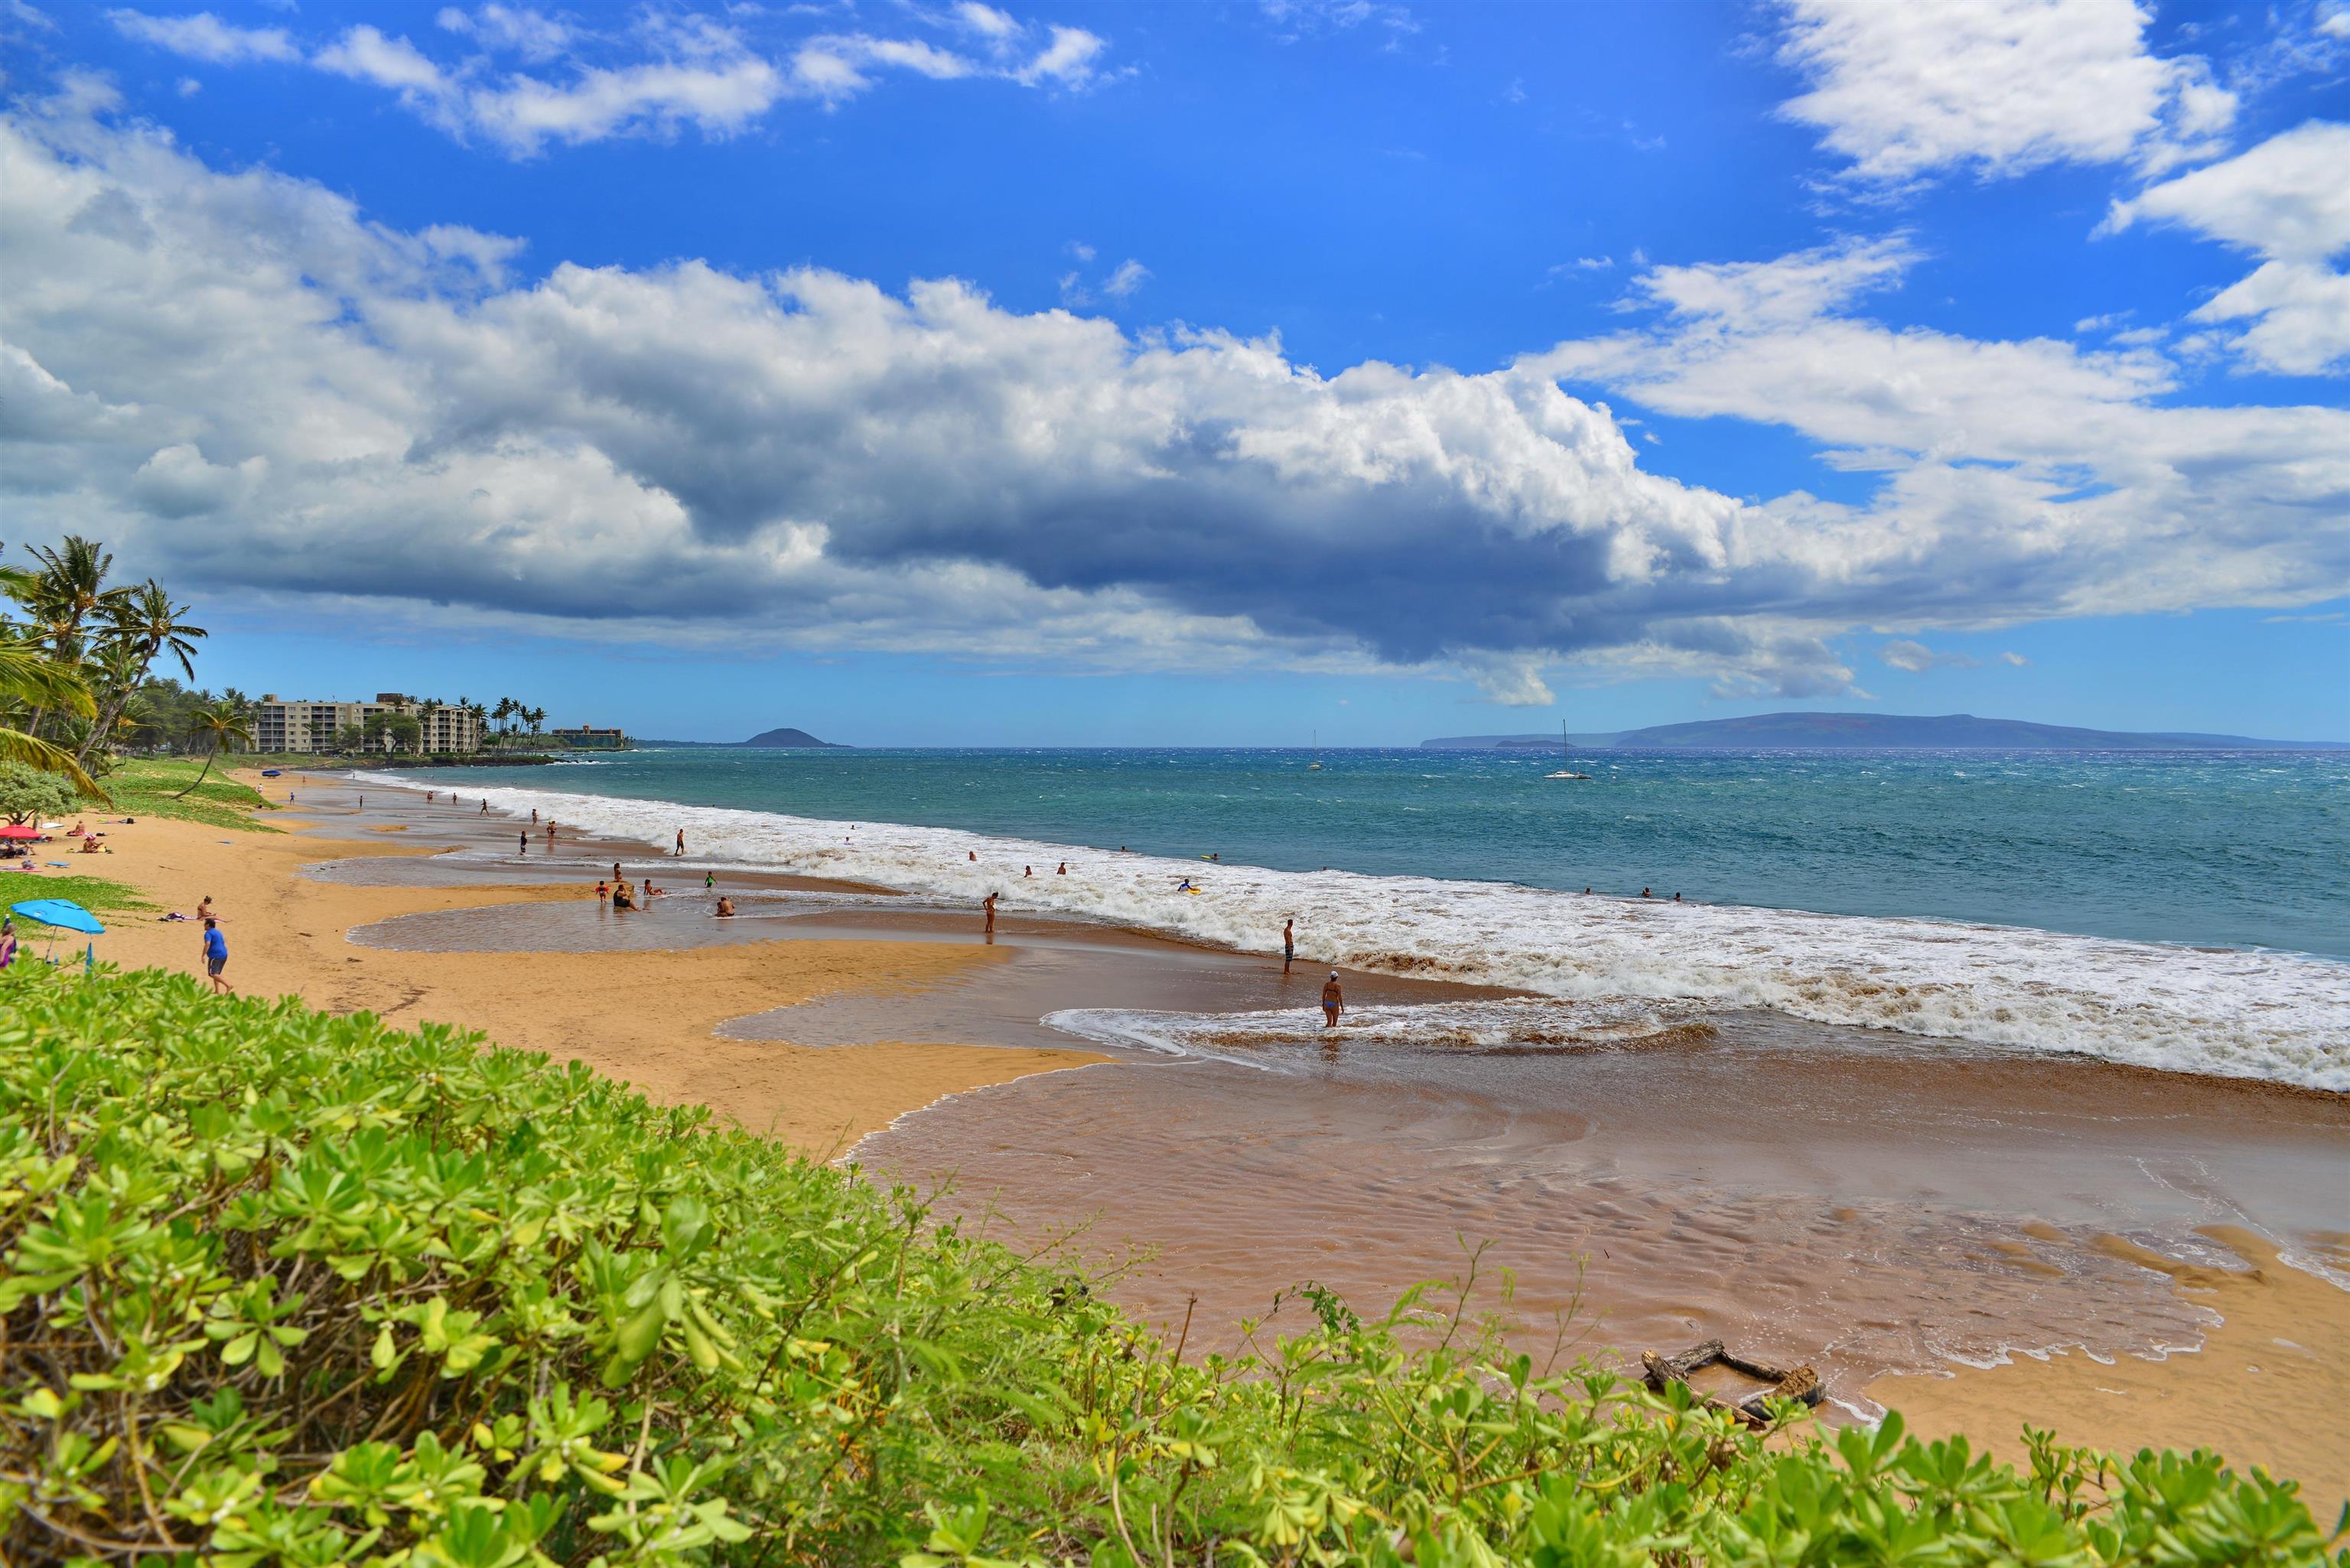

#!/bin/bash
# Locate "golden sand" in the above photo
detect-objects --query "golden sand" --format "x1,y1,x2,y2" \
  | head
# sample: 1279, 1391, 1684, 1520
1869, 1225, 2349, 1522
54, 789, 1103, 1156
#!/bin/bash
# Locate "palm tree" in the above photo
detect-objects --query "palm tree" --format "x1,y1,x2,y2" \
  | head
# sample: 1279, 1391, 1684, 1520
491, 697, 515, 748
0, 636, 101, 795
19, 537, 133, 739
527, 705, 545, 742
73, 581, 206, 769
173, 700, 252, 799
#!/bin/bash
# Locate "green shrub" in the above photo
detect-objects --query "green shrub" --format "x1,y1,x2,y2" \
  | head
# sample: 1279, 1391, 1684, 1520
1, 966, 2339, 1566
0, 760, 79, 827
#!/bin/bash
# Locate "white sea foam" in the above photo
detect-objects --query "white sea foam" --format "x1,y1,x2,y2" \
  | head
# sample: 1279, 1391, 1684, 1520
1043, 997, 1710, 1066
356, 773, 2350, 1090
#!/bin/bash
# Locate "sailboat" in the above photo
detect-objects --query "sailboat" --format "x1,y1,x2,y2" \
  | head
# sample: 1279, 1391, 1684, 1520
1546, 722, 1591, 780
1307, 729, 1323, 770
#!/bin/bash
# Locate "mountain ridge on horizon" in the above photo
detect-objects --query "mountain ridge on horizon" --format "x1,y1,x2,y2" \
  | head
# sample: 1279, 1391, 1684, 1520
1424, 711, 2348, 750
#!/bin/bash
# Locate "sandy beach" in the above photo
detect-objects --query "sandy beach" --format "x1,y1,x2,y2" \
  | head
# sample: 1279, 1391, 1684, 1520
24, 768, 2347, 1518
57, 776, 1105, 1155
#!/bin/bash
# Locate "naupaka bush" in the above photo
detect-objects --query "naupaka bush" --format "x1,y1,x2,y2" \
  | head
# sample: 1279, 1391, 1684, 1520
2, 965, 2340, 1566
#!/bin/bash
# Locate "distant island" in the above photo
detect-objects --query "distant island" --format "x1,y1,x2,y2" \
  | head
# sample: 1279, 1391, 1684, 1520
1424, 712, 2346, 750
640, 727, 848, 748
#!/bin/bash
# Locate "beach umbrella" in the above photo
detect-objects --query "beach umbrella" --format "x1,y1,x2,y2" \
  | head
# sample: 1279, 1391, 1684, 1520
12, 899, 104, 934
11, 898, 104, 971
0, 825, 42, 840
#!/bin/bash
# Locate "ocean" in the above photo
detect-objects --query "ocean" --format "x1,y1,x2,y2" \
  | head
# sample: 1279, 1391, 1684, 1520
363, 745, 2350, 1088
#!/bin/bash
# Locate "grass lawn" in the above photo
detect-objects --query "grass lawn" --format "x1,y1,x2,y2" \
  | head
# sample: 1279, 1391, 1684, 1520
95, 756, 282, 831
0, 870, 155, 915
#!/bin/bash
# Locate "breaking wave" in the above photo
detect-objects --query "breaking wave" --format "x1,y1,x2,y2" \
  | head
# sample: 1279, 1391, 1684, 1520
356, 773, 2350, 1090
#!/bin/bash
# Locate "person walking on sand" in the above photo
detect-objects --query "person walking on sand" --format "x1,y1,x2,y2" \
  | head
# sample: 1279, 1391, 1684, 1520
1320, 971, 1343, 1029
201, 918, 232, 995
1283, 919, 1296, 971
480, 799, 489, 814
983, 892, 998, 936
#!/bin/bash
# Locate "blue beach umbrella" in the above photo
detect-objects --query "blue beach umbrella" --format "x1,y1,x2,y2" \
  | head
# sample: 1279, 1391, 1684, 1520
11, 898, 105, 971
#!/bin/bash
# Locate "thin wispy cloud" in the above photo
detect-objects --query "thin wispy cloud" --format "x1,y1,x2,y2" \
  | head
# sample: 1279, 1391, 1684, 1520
105, 3, 1121, 156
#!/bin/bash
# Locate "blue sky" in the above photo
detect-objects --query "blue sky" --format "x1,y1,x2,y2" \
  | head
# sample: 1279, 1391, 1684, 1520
3, 0, 2346, 743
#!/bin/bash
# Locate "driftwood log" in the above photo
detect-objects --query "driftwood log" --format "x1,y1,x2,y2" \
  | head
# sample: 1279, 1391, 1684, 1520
1639, 1339, 1824, 1430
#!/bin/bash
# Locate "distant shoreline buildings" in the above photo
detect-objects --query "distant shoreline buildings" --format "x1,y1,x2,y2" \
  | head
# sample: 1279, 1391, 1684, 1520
251, 694, 629, 755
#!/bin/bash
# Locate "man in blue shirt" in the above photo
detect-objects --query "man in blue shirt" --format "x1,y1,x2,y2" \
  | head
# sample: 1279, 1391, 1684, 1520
200, 917, 232, 995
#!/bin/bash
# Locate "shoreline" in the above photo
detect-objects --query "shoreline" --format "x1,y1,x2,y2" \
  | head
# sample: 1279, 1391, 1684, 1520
39, 766, 2349, 1518
68, 772, 1110, 1155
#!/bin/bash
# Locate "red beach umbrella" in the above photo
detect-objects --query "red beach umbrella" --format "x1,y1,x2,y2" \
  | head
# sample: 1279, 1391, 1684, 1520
0, 825, 43, 840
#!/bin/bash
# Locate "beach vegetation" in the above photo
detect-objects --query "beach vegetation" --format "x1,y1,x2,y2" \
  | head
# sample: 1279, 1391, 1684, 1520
100, 757, 280, 831
3, 965, 2339, 1567
0, 760, 79, 825
0, 871, 154, 915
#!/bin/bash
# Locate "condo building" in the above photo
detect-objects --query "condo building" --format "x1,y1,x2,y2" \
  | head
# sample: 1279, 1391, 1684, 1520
251, 694, 483, 754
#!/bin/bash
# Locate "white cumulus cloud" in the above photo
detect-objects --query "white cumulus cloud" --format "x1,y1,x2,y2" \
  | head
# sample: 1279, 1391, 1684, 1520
1775, 0, 2234, 184
2108, 121, 2350, 374
5, 98, 2345, 701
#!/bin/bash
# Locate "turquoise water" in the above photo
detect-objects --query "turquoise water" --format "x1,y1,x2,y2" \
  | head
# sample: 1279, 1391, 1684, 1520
429, 747, 2348, 959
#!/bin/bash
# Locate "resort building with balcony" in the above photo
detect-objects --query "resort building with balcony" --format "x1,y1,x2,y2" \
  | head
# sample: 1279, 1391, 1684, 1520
251, 694, 483, 754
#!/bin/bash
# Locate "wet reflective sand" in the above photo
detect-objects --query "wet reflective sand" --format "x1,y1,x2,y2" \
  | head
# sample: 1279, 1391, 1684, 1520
851, 1009, 2349, 1407
297, 773, 2350, 1419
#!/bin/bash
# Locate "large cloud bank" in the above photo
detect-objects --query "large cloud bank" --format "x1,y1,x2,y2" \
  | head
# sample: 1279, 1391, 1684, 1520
3, 90, 2347, 699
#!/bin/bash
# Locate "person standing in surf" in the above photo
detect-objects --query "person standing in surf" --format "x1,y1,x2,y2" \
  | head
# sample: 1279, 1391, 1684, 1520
983, 892, 998, 939
1283, 919, 1296, 971
1320, 971, 1343, 1028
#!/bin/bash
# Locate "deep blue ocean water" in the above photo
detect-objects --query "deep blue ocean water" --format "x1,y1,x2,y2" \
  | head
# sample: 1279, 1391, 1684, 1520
425, 747, 2348, 959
